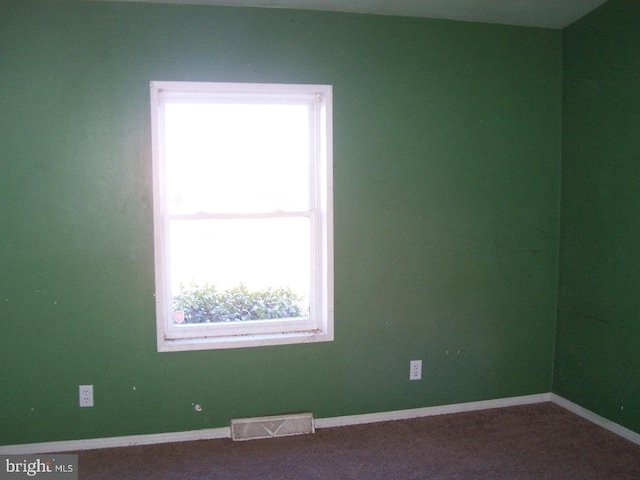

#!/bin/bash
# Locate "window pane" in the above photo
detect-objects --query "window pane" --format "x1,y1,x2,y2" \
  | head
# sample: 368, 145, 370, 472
168, 217, 311, 319
164, 102, 310, 214
152, 81, 332, 350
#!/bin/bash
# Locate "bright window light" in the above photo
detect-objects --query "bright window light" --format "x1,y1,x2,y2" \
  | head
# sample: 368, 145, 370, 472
150, 82, 333, 351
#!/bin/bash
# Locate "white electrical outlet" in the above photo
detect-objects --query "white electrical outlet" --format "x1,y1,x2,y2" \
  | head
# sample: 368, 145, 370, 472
79, 385, 94, 407
410, 360, 422, 380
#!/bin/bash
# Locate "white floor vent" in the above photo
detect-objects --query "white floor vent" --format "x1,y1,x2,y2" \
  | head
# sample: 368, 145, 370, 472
230, 412, 315, 441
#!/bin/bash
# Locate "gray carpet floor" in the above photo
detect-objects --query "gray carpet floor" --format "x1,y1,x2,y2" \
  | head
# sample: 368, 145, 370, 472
76, 403, 640, 479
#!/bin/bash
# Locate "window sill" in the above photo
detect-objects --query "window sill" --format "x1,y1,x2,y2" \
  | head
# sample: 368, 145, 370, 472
157, 329, 333, 352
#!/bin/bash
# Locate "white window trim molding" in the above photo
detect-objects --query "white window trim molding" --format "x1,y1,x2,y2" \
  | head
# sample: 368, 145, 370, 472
150, 81, 334, 352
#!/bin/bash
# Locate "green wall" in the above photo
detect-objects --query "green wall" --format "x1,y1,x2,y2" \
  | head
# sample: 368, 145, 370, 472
0, 0, 561, 446
555, 0, 640, 433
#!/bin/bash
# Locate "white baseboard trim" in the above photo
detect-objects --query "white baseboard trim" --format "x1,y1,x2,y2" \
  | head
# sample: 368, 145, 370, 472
0, 393, 549, 454
315, 393, 551, 428
3, 392, 638, 454
0, 427, 230, 455
550, 393, 640, 446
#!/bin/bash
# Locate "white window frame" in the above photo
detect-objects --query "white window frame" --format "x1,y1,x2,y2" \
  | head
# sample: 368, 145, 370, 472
150, 81, 333, 352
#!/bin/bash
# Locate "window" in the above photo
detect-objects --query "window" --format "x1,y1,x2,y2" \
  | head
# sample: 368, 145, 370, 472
150, 81, 333, 351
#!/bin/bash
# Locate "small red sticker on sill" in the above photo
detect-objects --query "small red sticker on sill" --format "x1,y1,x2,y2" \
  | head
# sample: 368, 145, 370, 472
173, 310, 185, 324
